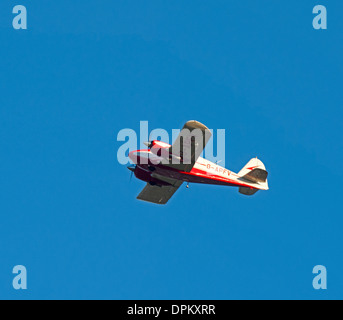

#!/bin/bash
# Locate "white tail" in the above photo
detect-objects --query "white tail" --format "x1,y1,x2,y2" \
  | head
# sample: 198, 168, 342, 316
238, 158, 269, 195
238, 158, 266, 176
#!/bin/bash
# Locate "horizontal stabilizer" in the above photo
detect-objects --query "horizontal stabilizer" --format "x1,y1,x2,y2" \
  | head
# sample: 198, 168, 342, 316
238, 157, 269, 191
239, 187, 259, 196
241, 168, 268, 183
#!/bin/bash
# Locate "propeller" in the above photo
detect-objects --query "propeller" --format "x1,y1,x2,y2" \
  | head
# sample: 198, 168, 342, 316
127, 165, 136, 181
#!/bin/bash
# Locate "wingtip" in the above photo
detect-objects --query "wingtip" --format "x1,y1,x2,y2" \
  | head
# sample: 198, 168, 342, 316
185, 120, 210, 132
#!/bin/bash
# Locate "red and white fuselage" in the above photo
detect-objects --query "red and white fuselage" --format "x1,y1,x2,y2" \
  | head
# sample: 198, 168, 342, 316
127, 120, 269, 204
129, 144, 268, 192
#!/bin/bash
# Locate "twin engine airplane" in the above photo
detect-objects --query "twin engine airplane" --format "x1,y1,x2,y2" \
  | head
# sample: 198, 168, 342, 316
128, 120, 269, 204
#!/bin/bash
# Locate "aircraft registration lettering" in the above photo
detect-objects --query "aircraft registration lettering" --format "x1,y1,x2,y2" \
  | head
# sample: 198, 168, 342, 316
206, 164, 230, 176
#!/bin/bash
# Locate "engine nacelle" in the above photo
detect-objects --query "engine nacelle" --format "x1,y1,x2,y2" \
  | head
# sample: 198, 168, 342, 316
134, 166, 170, 186
150, 140, 172, 158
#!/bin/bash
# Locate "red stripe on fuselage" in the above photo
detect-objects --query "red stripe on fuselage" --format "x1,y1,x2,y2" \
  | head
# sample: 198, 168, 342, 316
129, 149, 258, 189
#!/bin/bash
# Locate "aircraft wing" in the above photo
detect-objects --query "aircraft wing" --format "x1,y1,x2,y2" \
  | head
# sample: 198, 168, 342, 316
166, 120, 212, 172
137, 180, 183, 205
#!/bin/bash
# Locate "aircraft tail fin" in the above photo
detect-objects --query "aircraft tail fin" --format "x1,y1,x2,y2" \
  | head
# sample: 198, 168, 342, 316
238, 158, 269, 195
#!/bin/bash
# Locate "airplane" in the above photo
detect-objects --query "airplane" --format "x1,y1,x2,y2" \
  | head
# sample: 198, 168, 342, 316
127, 120, 269, 204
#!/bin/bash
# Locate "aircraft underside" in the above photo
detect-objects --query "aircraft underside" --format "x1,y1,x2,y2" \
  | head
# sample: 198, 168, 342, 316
127, 120, 269, 204
134, 163, 244, 188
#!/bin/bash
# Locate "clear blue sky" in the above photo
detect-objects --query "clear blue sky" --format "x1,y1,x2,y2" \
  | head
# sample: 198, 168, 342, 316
0, 1, 342, 299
